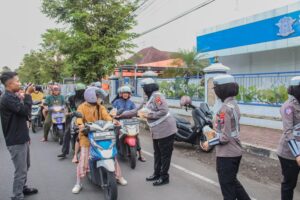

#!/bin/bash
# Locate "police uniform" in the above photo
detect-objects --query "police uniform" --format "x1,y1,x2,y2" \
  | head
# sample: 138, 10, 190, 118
208, 75, 251, 200
142, 78, 177, 186
277, 76, 300, 200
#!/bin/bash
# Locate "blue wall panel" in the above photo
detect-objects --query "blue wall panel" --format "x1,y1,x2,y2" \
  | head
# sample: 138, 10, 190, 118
197, 10, 300, 53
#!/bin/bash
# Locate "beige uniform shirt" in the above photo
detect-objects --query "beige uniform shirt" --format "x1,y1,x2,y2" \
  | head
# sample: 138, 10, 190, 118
146, 92, 177, 140
277, 96, 300, 160
213, 97, 243, 157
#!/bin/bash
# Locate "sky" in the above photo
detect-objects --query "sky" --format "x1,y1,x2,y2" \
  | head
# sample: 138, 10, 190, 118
0, 0, 299, 69
133, 0, 300, 52
0, 0, 57, 70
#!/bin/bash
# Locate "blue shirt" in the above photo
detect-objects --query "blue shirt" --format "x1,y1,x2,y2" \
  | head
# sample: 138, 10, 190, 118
112, 98, 136, 111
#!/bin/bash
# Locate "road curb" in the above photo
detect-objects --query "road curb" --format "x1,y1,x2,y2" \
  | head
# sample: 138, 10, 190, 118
139, 118, 278, 160
242, 142, 278, 160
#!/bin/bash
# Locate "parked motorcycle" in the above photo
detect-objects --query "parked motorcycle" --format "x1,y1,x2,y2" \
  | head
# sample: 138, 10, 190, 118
174, 96, 214, 152
31, 101, 43, 133
83, 120, 118, 200
49, 105, 66, 145
118, 118, 140, 169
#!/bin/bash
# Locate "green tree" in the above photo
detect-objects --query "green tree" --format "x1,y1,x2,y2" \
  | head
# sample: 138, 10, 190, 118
18, 51, 47, 84
41, 29, 72, 82
41, 0, 139, 83
162, 48, 209, 78
0, 66, 12, 74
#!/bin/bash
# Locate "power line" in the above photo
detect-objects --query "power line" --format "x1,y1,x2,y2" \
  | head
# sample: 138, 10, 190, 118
135, 0, 156, 15
133, 0, 151, 13
138, 0, 170, 18
138, 0, 216, 37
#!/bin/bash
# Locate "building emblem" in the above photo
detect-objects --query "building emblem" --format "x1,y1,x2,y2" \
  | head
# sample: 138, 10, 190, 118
276, 16, 296, 37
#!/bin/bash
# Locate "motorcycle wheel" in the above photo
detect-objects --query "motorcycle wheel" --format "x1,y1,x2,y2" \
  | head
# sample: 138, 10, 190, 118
129, 146, 137, 169
104, 171, 118, 200
51, 127, 59, 142
32, 119, 37, 133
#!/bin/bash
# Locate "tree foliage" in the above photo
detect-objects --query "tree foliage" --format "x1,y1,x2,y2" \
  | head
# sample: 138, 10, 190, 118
0, 66, 12, 75
17, 29, 72, 84
41, 0, 139, 83
161, 48, 209, 78
18, 51, 47, 84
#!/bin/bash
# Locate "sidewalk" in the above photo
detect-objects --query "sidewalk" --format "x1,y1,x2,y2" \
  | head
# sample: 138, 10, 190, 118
240, 125, 281, 159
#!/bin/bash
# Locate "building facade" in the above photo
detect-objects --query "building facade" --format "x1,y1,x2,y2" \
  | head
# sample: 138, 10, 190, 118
197, 2, 300, 73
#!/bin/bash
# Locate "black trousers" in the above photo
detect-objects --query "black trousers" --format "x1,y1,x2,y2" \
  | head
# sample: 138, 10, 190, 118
278, 156, 300, 200
61, 117, 72, 155
216, 156, 251, 200
153, 134, 175, 179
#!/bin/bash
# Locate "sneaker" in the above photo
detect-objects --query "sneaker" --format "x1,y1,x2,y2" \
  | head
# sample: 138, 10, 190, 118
72, 184, 82, 194
117, 177, 128, 186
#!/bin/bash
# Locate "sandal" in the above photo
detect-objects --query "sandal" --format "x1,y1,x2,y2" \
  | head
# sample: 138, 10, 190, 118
40, 138, 47, 142
72, 156, 79, 164
138, 156, 146, 162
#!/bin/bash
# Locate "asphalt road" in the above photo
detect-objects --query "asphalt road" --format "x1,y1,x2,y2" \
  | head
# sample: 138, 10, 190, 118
0, 126, 299, 200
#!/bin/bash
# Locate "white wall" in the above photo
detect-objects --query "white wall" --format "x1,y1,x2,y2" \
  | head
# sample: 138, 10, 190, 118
133, 0, 299, 54
220, 47, 300, 74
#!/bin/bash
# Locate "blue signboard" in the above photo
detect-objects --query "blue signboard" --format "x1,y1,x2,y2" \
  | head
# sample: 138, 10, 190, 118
197, 10, 300, 53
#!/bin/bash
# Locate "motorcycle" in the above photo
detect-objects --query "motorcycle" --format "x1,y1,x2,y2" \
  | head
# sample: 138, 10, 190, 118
118, 118, 140, 169
174, 97, 214, 152
31, 101, 43, 133
49, 105, 66, 145
83, 120, 118, 200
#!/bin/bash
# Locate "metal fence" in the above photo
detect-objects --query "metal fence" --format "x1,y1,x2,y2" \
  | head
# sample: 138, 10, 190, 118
233, 71, 300, 106
116, 71, 300, 106
133, 76, 205, 101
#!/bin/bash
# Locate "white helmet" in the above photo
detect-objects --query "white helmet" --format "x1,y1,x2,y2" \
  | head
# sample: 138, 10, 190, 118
119, 86, 132, 94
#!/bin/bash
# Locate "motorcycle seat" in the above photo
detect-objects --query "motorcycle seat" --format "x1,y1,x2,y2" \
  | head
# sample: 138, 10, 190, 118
175, 116, 191, 125
33, 101, 42, 105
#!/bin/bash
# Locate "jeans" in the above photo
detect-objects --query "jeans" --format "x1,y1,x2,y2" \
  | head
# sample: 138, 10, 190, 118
7, 142, 30, 200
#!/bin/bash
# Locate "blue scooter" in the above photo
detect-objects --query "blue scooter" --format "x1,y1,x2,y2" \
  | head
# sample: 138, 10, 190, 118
83, 120, 118, 200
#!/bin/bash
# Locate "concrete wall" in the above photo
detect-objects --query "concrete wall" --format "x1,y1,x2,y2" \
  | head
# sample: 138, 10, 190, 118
220, 46, 300, 74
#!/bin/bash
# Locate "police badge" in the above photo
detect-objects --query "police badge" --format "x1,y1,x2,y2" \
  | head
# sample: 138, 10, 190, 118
276, 16, 296, 37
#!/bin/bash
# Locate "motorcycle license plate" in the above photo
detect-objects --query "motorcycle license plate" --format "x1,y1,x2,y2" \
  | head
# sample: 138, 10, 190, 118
93, 131, 115, 140
55, 118, 63, 123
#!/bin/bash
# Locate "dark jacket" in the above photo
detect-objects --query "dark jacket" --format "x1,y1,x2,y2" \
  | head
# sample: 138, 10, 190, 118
0, 91, 32, 146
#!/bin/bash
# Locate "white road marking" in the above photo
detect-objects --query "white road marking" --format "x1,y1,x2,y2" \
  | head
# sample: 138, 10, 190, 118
142, 150, 257, 200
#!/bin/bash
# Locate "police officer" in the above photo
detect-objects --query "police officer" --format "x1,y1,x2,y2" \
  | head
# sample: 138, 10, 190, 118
203, 74, 251, 200
277, 76, 300, 200
139, 78, 177, 186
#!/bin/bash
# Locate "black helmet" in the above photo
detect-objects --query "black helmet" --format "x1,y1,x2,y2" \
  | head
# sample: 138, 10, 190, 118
141, 78, 159, 98
35, 85, 43, 92
288, 76, 300, 102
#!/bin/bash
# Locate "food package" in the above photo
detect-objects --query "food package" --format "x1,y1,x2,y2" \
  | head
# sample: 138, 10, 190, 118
202, 125, 216, 140
110, 108, 117, 117
138, 108, 150, 119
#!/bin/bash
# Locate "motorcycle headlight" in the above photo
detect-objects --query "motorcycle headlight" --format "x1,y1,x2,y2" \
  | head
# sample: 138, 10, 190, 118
125, 125, 139, 136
